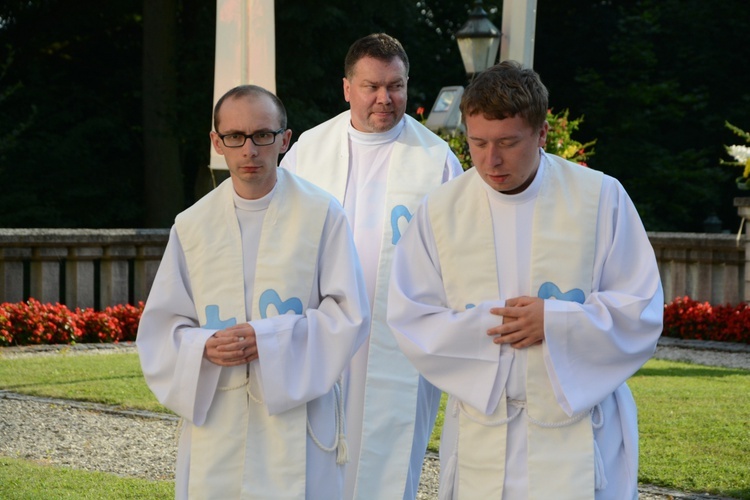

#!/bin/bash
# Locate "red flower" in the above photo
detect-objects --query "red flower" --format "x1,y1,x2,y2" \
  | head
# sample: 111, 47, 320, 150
0, 298, 144, 346
3, 294, 744, 348
662, 296, 750, 343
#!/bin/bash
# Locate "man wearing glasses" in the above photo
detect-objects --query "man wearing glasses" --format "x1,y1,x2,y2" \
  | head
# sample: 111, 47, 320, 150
137, 84, 370, 499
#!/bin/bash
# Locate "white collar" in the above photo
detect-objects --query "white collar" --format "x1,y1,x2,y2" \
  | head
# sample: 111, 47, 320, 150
232, 180, 277, 212
482, 148, 547, 205
348, 117, 405, 146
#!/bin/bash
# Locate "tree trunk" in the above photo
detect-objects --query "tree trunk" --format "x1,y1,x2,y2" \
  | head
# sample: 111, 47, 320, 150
142, 0, 183, 228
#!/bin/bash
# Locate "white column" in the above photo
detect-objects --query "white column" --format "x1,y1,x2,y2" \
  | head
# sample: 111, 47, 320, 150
499, 0, 537, 68
210, 0, 276, 171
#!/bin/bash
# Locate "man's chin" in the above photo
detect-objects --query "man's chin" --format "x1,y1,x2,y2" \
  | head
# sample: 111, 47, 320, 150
369, 119, 398, 133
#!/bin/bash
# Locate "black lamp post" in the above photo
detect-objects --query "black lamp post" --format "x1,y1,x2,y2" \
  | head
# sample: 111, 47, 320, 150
455, 0, 501, 78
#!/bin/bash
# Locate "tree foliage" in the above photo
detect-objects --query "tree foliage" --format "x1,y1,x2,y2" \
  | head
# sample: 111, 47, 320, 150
0, 0, 748, 232
535, 0, 750, 231
0, 1, 145, 227
275, 0, 473, 137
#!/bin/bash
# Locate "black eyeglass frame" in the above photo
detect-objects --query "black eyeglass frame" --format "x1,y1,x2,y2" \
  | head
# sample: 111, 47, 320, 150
217, 128, 286, 148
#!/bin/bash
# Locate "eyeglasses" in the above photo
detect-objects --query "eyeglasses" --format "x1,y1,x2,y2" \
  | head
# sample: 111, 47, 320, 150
217, 128, 286, 148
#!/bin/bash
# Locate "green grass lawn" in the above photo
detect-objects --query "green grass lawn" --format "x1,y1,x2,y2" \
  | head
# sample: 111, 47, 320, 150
0, 351, 165, 413
1, 351, 749, 498
633, 360, 750, 498
0, 456, 173, 499
425, 358, 750, 499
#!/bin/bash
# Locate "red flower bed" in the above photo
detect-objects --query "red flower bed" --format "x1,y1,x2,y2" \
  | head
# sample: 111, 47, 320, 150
662, 296, 750, 344
1, 296, 748, 346
0, 298, 144, 347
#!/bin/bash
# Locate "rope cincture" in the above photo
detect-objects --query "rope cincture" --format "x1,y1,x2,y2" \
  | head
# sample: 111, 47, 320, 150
453, 398, 607, 490
217, 372, 263, 404
307, 377, 349, 465
456, 398, 602, 429
220, 373, 349, 464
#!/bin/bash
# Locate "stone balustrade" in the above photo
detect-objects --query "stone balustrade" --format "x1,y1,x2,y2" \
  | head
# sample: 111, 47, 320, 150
650, 232, 745, 305
0, 228, 747, 309
0, 229, 169, 310
734, 197, 750, 305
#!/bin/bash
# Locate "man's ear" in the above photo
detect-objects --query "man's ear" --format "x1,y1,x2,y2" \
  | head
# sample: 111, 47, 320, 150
279, 129, 293, 153
209, 131, 225, 155
538, 121, 549, 147
343, 77, 351, 103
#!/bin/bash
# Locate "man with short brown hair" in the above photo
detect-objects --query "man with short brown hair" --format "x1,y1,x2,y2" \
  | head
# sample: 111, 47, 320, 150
138, 84, 370, 499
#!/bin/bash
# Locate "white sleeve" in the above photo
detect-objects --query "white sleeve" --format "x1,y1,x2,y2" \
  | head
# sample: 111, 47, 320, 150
443, 149, 465, 182
253, 201, 371, 415
543, 177, 664, 414
135, 227, 222, 425
278, 142, 299, 174
387, 202, 508, 414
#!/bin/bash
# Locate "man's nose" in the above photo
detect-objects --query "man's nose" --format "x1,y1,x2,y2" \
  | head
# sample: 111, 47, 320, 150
241, 139, 259, 156
376, 87, 391, 103
487, 144, 503, 166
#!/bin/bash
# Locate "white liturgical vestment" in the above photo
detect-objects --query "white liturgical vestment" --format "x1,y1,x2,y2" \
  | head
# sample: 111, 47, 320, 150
281, 111, 462, 500
388, 152, 664, 500
137, 169, 370, 499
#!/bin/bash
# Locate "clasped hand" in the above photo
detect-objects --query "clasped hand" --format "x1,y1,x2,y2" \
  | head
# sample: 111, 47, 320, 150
204, 323, 258, 366
487, 296, 544, 349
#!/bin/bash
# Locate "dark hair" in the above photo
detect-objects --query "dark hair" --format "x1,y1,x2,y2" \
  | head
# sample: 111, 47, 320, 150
213, 84, 287, 131
344, 33, 410, 79
459, 60, 548, 130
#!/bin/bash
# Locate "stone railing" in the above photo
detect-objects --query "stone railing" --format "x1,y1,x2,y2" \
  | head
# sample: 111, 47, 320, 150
649, 232, 745, 305
0, 229, 169, 310
0, 228, 747, 309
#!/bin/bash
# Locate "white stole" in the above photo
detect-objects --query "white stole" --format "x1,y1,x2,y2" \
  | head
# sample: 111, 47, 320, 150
174, 168, 330, 499
429, 157, 603, 499
295, 111, 449, 498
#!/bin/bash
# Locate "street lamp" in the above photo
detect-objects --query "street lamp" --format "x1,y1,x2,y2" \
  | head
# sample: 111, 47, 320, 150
424, 0, 501, 132
455, 0, 501, 78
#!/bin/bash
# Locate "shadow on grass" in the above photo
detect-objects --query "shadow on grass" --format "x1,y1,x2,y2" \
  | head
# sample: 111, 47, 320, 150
636, 365, 749, 378
2, 374, 144, 391
726, 488, 750, 499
